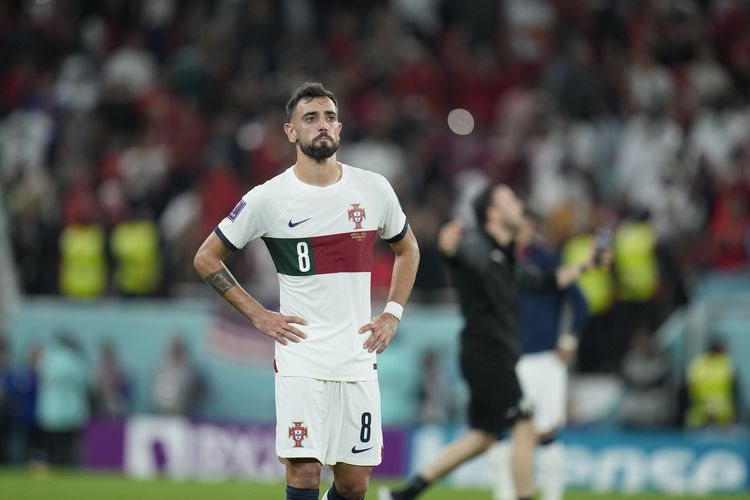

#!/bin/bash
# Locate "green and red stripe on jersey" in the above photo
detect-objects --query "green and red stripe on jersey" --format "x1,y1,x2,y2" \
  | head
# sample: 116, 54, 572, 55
262, 230, 377, 276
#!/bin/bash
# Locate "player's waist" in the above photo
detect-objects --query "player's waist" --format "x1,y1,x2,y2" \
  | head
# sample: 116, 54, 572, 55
279, 322, 367, 339
519, 328, 560, 353
274, 349, 377, 381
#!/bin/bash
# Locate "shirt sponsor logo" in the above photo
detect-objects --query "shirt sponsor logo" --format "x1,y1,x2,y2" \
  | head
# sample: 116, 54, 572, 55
228, 200, 246, 222
288, 421, 308, 448
348, 203, 366, 230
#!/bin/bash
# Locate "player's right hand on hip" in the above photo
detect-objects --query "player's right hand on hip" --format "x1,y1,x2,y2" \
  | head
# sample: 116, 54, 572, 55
253, 310, 308, 345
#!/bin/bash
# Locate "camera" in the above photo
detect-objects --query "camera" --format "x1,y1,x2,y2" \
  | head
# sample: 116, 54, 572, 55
594, 228, 614, 266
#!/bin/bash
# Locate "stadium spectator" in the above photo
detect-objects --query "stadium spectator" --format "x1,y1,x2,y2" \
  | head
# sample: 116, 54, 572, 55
0, 339, 13, 464
684, 337, 740, 429
562, 230, 616, 372
151, 336, 205, 416
704, 178, 750, 271
12, 344, 42, 465
617, 328, 675, 429
58, 218, 107, 299
416, 350, 453, 424
110, 215, 162, 296
36, 333, 90, 467
611, 214, 660, 361
91, 342, 131, 419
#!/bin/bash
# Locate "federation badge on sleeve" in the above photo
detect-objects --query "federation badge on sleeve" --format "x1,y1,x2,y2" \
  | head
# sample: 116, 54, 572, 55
288, 421, 308, 448
348, 203, 366, 230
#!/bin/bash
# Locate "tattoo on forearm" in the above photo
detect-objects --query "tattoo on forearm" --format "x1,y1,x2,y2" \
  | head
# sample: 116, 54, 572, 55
204, 268, 238, 296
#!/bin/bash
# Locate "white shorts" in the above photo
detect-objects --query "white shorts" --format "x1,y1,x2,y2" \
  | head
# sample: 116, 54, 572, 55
275, 376, 382, 467
516, 351, 567, 433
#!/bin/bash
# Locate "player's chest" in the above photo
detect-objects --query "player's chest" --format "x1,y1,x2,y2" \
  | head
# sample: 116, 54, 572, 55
260, 193, 379, 277
267, 192, 378, 238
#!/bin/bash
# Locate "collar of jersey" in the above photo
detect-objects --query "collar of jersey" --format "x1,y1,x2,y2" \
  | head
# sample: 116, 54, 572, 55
288, 163, 348, 189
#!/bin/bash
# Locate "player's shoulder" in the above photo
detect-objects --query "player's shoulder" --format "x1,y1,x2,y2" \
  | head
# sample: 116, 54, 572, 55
243, 167, 294, 200
344, 163, 392, 188
462, 229, 490, 251
455, 228, 492, 268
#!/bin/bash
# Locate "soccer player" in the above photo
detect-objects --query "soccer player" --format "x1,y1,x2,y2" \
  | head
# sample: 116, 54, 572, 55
194, 82, 419, 500
487, 211, 589, 500
380, 184, 602, 500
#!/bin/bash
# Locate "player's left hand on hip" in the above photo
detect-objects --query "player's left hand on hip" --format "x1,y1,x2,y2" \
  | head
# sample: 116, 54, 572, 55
358, 314, 398, 354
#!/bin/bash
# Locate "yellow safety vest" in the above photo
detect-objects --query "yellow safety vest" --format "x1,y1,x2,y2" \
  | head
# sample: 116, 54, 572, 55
59, 224, 107, 298
686, 353, 735, 427
110, 220, 161, 295
614, 222, 659, 301
562, 234, 615, 315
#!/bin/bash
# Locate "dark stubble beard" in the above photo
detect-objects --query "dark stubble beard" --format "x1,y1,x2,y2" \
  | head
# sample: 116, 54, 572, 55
299, 136, 339, 161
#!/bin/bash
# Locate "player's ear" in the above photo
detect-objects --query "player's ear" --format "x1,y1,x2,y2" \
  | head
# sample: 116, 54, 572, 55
283, 122, 297, 143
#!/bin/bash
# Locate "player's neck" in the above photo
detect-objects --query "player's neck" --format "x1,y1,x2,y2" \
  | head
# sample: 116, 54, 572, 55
293, 157, 342, 187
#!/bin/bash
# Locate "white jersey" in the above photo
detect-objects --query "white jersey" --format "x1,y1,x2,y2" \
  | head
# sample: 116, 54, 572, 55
216, 164, 408, 381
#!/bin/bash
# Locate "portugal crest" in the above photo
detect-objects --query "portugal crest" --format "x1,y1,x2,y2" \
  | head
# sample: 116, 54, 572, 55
288, 421, 308, 448
348, 203, 366, 230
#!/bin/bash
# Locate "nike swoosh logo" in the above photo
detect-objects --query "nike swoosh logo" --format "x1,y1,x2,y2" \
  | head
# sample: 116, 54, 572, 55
351, 446, 373, 454
288, 218, 311, 227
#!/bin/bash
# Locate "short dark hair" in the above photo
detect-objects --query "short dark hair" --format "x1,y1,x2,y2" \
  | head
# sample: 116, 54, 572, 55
473, 183, 500, 228
285, 82, 338, 121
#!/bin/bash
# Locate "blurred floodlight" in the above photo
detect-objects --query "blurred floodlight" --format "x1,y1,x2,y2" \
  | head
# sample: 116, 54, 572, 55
447, 108, 474, 135
236, 122, 265, 151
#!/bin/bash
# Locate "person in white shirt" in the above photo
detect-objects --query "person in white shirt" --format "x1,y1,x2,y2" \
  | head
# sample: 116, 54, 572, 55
194, 82, 420, 500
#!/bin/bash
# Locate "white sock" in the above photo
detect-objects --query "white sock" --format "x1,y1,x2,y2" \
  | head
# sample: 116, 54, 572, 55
487, 440, 516, 500
539, 441, 565, 500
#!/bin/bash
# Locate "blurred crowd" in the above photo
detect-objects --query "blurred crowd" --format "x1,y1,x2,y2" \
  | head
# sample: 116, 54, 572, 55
1, 327, 740, 467
1, 3, 749, 361
0, 333, 206, 467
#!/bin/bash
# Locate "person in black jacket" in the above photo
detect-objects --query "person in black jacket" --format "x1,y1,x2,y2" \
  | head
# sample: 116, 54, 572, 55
381, 183, 608, 500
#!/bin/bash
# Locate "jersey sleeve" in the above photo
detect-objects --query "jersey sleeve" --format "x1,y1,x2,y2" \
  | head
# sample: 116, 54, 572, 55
376, 176, 408, 242
215, 187, 267, 251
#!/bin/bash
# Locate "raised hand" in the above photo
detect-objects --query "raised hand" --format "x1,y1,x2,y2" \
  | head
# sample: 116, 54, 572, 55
438, 220, 463, 257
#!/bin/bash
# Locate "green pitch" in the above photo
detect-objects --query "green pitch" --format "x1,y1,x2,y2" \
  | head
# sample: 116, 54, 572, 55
0, 469, 744, 500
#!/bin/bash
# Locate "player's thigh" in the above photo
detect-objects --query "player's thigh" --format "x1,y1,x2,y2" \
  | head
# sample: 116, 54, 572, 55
275, 376, 327, 461
517, 352, 567, 432
461, 348, 523, 433
334, 380, 383, 466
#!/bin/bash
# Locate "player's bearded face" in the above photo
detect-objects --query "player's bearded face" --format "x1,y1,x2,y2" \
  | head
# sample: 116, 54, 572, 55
299, 133, 339, 160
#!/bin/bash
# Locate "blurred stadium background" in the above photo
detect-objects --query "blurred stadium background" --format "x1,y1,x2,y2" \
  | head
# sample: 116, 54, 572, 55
1, 0, 749, 498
